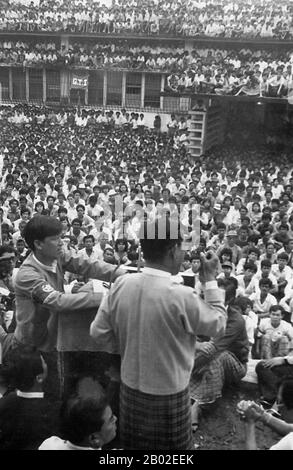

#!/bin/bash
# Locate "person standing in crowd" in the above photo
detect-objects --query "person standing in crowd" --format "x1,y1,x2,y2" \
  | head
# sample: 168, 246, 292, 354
91, 218, 227, 450
13, 215, 125, 399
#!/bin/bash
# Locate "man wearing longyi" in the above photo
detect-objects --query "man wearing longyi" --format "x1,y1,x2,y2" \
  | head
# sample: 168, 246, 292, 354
91, 218, 227, 450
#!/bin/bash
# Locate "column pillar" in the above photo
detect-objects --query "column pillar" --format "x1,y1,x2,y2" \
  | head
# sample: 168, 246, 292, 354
141, 73, 145, 109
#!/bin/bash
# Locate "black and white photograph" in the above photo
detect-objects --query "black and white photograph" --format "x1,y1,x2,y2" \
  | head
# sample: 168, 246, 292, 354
0, 0, 293, 456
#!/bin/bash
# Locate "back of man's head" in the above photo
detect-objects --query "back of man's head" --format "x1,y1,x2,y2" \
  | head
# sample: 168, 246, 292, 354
3, 346, 44, 392
139, 217, 182, 263
59, 394, 110, 446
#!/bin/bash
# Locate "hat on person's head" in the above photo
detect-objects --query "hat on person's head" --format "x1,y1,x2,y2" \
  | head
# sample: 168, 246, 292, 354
108, 189, 117, 196
79, 184, 86, 189
221, 260, 232, 268
214, 203, 222, 211
104, 244, 114, 252
227, 230, 237, 237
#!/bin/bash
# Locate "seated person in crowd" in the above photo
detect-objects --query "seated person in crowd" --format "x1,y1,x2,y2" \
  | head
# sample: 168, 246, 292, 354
256, 353, 293, 407
190, 297, 249, 430
236, 261, 258, 297
217, 260, 238, 305
39, 392, 117, 450
256, 305, 293, 359
271, 252, 293, 302
249, 278, 278, 321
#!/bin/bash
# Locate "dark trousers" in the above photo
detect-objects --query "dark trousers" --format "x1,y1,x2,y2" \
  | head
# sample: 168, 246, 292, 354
256, 361, 293, 402
41, 351, 61, 402
59, 351, 120, 400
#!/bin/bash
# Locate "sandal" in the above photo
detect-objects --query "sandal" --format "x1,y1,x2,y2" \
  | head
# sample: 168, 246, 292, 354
191, 399, 200, 433
191, 422, 198, 433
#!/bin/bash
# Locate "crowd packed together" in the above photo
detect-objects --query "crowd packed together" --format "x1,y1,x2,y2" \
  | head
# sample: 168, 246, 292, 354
1, 38, 293, 99
1, 39, 293, 74
0, 101, 293, 450
0, 0, 293, 39
165, 48, 293, 97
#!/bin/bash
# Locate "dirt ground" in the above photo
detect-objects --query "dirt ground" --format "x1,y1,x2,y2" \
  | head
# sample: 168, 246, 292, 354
76, 373, 280, 451
193, 382, 280, 450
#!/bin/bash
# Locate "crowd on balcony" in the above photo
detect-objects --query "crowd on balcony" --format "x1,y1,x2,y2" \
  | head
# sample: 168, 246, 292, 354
0, 0, 293, 39
165, 48, 293, 97
1, 38, 293, 99
1, 38, 293, 100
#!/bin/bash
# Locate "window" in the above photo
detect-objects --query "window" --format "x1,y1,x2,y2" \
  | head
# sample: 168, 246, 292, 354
144, 73, 161, 108
88, 70, 104, 105
29, 69, 43, 102
125, 72, 141, 107
46, 70, 60, 102
12, 68, 26, 101
106, 71, 122, 106
0, 67, 9, 100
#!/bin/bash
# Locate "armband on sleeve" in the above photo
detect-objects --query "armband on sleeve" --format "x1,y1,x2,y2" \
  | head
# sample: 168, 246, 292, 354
31, 283, 55, 304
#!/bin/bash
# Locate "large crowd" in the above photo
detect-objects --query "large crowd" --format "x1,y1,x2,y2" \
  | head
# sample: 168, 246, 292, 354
1, 39, 293, 72
0, 84, 293, 449
0, 0, 293, 39
2, 39, 293, 99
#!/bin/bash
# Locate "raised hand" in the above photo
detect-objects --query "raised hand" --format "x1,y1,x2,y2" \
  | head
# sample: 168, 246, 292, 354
199, 250, 220, 283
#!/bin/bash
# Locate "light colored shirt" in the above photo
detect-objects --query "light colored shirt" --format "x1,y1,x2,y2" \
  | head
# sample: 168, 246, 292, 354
270, 432, 293, 450
90, 269, 226, 395
39, 436, 99, 450
258, 318, 293, 340
249, 292, 277, 314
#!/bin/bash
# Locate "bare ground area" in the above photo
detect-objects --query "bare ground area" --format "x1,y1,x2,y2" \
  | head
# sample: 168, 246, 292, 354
76, 375, 280, 451
193, 382, 280, 450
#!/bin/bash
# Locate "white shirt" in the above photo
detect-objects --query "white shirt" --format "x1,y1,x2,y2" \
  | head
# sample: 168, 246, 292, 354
78, 247, 103, 262
39, 436, 99, 450
270, 432, 293, 450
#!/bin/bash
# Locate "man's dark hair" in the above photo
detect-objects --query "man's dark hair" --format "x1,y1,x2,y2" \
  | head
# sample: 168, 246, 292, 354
279, 224, 289, 231
259, 278, 272, 288
20, 207, 31, 216
277, 252, 289, 261
71, 218, 82, 227
83, 235, 95, 244
190, 250, 201, 261
3, 346, 44, 392
270, 305, 284, 315
140, 218, 182, 262
243, 261, 257, 273
59, 394, 109, 445
23, 215, 62, 251
248, 247, 260, 257
247, 234, 259, 244
261, 259, 272, 268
